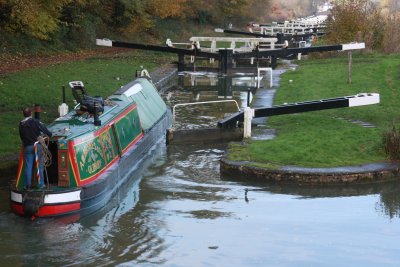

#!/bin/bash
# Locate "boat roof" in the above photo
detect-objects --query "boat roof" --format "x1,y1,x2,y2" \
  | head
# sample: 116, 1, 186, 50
48, 77, 167, 141
114, 78, 167, 131
49, 96, 131, 141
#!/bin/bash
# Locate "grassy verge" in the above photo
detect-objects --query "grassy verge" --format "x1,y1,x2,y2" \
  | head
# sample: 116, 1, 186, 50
0, 51, 174, 163
228, 53, 400, 168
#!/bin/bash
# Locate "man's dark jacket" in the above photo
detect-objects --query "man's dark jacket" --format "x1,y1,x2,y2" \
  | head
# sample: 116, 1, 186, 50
19, 117, 52, 147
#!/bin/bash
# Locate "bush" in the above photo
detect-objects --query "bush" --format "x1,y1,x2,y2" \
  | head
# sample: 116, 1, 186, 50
382, 13, 400, 53
326, 0, 384, 50
383, 125, 400, 160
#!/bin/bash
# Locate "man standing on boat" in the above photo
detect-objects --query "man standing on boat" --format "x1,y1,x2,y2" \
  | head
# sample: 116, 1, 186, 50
19, 107, 52, 189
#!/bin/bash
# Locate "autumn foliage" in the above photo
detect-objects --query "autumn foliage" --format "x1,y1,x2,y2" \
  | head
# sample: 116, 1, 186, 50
0, 0, 70, 40
0, 0, 273, 45
4, 0, 399, 54
326, 0, 400, 53
382, 12, 400, 53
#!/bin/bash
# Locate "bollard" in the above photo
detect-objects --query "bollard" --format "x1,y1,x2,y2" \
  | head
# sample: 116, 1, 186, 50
243, 107, 254, 138
178, 54, 185, 72
247, 89, 251, 107
297, 53, 302, 60
257, 67, 273, 88
219, 49, 234, 74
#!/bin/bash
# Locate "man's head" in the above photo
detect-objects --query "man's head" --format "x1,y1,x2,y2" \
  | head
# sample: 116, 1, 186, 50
22, 107, 32, 118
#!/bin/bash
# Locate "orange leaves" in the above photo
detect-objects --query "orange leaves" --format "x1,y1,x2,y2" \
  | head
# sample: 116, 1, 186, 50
326, 0, 385, 50
2, 0, 71, 40
147, 0, 188, 19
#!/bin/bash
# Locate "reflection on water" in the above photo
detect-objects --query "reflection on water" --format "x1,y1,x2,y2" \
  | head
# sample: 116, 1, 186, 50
1, 69, 400, 266
165, 71, 265, 130
1, 142, 400, 266
377, 182, 400, 219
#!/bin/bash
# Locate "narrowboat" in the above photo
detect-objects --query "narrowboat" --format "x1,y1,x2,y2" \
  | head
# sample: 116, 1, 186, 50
10, 76, 171, 218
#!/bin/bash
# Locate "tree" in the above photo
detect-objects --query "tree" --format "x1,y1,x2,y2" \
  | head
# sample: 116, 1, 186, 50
147, 0, 188, 19
326, 0, 384, 50
0, 0, 70, 40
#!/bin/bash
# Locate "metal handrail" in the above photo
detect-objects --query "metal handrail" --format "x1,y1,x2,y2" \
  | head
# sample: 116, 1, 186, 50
172, 100, 240, 125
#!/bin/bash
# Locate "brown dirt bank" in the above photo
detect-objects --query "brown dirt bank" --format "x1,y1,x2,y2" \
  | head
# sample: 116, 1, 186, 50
220, 153, 400, 184
0, 47, 129, 75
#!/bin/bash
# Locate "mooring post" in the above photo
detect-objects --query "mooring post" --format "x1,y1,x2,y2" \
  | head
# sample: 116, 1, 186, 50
243, 107, 254, 138
298, 41, 307, 60
257, 67, 273, 88
220, 49, 227, 74
277, 33, 284, 45
178, 53, 185, 72
247, 88, 251, 107
348, 51, 352, 84
217, 76, 232, 99
270, 56, 277, 69
219, 49, 234, 74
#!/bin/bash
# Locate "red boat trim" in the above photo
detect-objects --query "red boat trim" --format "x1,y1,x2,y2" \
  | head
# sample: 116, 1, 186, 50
37, 202, 81, 217
11, 202, 81, 217
11, 203, 24, 216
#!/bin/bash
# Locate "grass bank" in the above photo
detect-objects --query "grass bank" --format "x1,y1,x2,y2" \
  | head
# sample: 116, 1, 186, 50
0, 51, 174, 168
228, 53, 400, 168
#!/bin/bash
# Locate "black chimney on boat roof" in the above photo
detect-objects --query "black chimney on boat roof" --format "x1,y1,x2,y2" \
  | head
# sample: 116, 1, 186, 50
93, 102, 101, 126
62, 86, 66, 103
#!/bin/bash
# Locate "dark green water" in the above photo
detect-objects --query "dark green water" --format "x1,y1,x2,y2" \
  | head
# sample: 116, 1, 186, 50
1, 142, 400, 266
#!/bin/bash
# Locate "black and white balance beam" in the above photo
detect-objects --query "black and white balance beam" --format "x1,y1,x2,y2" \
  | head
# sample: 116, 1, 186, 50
234, 42, 365, 59
96, 38, 217, 58
218, 93, 379, 128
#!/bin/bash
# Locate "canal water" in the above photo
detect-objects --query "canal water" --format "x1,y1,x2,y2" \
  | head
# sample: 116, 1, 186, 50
1, 69, 400, 266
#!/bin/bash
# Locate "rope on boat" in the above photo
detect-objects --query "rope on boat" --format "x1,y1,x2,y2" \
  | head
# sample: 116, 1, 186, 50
37, 135, 52, 167
36, 135, 52, 187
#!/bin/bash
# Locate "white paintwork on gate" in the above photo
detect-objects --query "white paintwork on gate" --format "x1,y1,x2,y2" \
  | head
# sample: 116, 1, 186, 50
96, 39, 112, 47
348, 93, 380, 107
